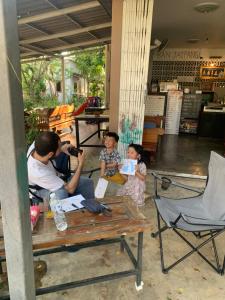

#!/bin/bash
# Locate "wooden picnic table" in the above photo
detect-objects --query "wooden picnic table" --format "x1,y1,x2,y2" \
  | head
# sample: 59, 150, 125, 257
0, 196, 151, 298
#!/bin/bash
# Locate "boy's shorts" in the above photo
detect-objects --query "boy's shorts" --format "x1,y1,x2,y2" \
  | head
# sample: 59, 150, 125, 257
103, 172, 126, 185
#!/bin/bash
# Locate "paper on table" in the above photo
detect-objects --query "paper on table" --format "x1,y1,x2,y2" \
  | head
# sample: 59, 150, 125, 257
119, 159, 137, 175
60, 194, 85, 212
95, 178, 108, 199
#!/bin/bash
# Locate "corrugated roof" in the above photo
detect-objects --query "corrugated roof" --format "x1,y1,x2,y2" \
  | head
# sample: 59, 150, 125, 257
17, 0, 112, 59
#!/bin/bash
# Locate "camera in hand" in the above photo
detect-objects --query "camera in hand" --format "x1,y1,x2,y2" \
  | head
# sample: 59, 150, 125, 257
68, 147, 83, 157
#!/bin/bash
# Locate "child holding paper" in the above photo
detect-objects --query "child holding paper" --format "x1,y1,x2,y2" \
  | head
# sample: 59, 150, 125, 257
117, 144, 146, 206
99, 132, 126, 185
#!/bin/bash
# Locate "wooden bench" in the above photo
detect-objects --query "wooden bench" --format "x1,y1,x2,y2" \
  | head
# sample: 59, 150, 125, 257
35, 104, 75, 133
144, 115, 164, 127
142, 127, 165, 160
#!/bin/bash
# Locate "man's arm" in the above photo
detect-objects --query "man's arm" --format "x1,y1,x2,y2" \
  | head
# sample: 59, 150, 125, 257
64, 152, 85, 194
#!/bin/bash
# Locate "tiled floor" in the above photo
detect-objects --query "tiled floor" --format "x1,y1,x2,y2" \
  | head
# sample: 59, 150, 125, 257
150, 134, 224, 176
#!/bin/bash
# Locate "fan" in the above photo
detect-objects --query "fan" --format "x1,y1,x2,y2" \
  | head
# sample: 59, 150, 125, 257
150, 38, 168, 52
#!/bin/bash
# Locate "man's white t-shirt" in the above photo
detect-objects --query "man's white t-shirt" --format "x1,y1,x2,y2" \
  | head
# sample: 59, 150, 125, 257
27, 143, 64, 192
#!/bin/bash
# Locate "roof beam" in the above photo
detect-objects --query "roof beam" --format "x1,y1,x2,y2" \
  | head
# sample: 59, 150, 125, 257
18, 1, 100, 25
44, 0, 99, 39
19, 46, 43, 59
20, 51, 39, 58
20, 44, 52, 56
45, 36, 111, 52
98, 0, 111, 17
21, 55, 59, 63
20, 22, 112, 45
25, 23, 69, 45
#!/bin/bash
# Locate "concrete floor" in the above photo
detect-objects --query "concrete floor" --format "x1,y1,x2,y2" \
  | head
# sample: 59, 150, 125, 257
35, 174, 225, 300
2, 124, 225, 299
35, 125, 225, 300
151, 134, 224, 176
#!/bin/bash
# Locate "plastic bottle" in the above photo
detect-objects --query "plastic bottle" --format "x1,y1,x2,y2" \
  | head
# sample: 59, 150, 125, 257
49, 193, 67, 231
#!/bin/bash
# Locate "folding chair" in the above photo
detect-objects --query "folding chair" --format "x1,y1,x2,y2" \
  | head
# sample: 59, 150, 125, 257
151, 151, 225, 275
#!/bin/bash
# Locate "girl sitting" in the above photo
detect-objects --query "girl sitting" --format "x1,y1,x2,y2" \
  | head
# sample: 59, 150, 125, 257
117, 143, 147, 206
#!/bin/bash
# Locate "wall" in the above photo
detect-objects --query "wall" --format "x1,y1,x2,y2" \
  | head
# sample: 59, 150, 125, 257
64, 58, 87, 102
151, 48, 225, 90
45, 58, 87, 103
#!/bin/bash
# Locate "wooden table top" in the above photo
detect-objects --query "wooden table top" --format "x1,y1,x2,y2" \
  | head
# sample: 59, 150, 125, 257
75, 114, 109, 121
0, 196, 151, 254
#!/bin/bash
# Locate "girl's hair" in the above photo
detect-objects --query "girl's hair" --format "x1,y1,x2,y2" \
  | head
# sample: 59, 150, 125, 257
128, 143, 144, 164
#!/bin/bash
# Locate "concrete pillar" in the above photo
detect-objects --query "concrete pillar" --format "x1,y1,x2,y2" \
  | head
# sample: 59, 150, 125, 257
109, 0, 154, 157
0, 1, 36, 299
105, 44, 111, 109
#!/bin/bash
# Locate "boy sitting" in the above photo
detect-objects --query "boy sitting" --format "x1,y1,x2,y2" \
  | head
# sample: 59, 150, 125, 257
99, 132, 126, 185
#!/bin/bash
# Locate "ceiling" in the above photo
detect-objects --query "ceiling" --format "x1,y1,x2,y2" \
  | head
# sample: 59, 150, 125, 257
17, 0, 112, 59
17, 0, 225, 60
152, 0, 225, 48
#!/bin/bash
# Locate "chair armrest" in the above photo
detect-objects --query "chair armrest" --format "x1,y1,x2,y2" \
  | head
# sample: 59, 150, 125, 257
71, 167, 100, 178
151, 172, 204, 195
81, 167, 100, 176
181, 214, 225, 227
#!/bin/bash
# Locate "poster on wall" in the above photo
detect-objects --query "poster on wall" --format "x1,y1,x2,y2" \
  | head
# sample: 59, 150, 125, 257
200, 66, 225, 80
145, 94, 166, 116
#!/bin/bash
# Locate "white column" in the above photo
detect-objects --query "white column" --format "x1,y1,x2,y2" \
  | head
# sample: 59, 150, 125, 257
109, 0, 154, 157
118, 0, 154, 157
0, 0, 35, 299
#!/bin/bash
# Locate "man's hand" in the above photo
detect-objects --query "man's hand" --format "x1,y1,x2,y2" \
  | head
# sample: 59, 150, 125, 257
61, 143, 73, 155
65, 151, 85, 194
77, 151, 85, 168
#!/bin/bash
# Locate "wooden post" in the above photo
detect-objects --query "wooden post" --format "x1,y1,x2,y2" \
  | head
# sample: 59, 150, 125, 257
105, 44, 111, 109
109, 0, 123, 132
0, 0, 35, 299
61, 56, 66, 103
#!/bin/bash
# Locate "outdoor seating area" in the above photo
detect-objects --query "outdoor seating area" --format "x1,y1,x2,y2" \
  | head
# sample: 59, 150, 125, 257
2, 0, 225, 299
35, 104, 75, 132
2, 147, 225, 299
1, 123, 225, 299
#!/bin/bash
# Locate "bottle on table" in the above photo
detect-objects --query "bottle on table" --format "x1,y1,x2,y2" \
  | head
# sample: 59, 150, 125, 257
49, 193, 67, 231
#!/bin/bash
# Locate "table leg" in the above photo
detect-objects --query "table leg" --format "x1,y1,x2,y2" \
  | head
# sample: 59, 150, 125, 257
75, 119, 80, 148
120, 235, 125, 252
97, 121, 101, 139
136, 232, 143, 289
0, 259, 3, 274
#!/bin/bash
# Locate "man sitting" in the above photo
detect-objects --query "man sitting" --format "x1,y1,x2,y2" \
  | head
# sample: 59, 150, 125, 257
27, 131, 94, 201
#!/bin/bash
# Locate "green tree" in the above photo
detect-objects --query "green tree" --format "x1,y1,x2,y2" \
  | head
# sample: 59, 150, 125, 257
21, 60, 49, 101
44, 59, 62, 97
72, 47, 105, 97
